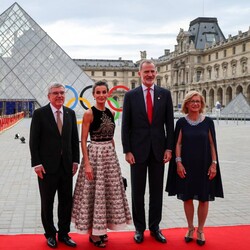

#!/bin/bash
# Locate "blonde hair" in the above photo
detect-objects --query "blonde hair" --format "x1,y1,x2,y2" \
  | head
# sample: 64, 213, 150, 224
181, 90, 206, 114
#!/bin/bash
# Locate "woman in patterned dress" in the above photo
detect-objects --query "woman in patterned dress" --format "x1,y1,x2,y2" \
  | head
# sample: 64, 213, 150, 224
166, 91, 223, 246
72, 81, 131, 248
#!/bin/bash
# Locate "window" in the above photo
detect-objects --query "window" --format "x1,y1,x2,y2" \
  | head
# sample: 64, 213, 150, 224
242, 62, 247, 73
132, 71, 135, 77
208, 55, 211, 61
216, 52, 218, 59
197, 56, 201, 63
232, 64, 236, 75
233, 46, 236, 55
243, 43, 246, 52
157, 67, 160, 72
102, 71, 106, 76
205, 33, 216, 43
91, 71, 95, 76
156, 78, 161, 86
114, 71, 117, 77
131, 82, 136, 89
196, 71, 202, 82
215, 68, 219, 78
223, 66, 227, 77
224, 50, 227, 57
208, 69, 211, 80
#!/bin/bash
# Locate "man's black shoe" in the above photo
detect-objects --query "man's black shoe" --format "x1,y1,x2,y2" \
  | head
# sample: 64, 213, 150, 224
150, 230, 167, 243
47, 237, 57, 248
58, 235, 77, 247
134, 231, 144, 243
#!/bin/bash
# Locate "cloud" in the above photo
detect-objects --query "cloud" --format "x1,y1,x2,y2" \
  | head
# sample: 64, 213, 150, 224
1, 0, 249, 61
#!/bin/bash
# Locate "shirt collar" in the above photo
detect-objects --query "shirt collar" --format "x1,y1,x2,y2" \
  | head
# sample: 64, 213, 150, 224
142, 84, 155, 91
50, 103, 63, 114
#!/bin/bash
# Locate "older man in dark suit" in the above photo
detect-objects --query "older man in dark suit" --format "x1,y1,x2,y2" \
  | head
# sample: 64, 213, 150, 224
122, 59, 174, 244
29, 83, 79, 248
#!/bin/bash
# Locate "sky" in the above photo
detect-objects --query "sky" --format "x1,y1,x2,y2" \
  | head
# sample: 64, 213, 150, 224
1, 0, 250, 62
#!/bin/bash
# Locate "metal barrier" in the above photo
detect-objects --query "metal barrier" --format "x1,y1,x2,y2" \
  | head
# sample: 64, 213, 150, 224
0, 112, 25, 133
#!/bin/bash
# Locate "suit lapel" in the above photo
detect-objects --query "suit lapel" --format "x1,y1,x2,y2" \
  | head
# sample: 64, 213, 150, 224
62, 106, 69, 135
46, 104, 57, 128
136, 86, 148, 118
152, 85, 162, 121
46, 104, 61, 136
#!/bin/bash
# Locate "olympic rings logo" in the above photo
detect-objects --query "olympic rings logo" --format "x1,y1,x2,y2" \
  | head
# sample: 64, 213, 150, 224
65, 84, 130, 123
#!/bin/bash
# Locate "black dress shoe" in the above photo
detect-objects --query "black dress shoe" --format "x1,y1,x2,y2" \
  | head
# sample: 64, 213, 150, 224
134, 231, 144, 243
47, 237, 57, 248
150, 230, 167, 243
58, 236, 77, 247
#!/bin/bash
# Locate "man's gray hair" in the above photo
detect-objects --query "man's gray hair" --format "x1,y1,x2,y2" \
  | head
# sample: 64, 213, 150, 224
48, 83, 65, 94
139, 59, 156, 71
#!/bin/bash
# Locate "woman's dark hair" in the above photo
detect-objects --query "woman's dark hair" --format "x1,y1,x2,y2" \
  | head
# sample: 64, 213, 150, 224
92, 81, 109, 94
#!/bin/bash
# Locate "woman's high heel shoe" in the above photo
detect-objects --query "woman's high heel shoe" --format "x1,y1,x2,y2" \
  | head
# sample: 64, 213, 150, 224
196, 230, 206, 246
89, 236, 106, 248
184, 227, 195, 243
100, 234, 108, 242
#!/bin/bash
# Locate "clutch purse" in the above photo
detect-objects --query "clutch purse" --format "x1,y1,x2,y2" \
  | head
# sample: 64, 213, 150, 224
122, 177, 127, 190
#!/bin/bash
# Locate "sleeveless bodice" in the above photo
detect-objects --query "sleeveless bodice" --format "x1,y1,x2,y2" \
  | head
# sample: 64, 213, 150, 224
89, 106, 115, 141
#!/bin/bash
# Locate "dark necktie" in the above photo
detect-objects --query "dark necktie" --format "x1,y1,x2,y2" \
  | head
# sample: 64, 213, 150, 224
146, 87, 153, 124
56, 110, 62, 134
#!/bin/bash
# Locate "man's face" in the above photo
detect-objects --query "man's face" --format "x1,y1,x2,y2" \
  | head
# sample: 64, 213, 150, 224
48, 86, 65, 109
138, 62, 157, 87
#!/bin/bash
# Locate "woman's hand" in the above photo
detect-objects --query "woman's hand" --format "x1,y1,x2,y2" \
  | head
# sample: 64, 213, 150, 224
177, 162, 186, 179
208, 164, 217, 180
85, 163, 94, 181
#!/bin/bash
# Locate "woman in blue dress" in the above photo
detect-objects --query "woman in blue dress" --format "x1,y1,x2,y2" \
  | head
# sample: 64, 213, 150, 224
166, 91, 223, 246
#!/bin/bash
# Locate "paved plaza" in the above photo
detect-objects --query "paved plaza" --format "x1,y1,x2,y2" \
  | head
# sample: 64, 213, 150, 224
0, 118, 250, 234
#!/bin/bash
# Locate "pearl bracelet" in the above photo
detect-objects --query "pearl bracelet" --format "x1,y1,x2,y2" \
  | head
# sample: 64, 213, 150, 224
175, 157, 182, 163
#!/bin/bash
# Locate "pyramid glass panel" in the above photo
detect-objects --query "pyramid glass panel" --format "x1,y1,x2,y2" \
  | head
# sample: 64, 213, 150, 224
220, 93, 250, 118
0, 3, 94, 117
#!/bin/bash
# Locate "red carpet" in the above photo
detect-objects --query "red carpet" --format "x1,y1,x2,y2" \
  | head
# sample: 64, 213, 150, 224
0, 225, 249, 250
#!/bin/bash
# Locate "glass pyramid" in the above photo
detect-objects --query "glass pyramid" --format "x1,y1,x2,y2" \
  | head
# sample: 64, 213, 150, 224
220, 93, 250, 118
0, 2, 94, 118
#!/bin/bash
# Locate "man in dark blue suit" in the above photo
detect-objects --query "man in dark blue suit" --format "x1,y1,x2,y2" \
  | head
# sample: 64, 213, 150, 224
29, 83, 79, 248
122, 60, 174, 244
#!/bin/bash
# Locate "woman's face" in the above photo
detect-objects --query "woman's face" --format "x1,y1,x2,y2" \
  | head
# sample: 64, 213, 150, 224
93, 85, 108, 104
186, 95, 202, 113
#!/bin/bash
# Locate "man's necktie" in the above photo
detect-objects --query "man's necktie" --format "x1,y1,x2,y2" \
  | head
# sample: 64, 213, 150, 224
56, 110, 63, 134
146, 87, 153, 124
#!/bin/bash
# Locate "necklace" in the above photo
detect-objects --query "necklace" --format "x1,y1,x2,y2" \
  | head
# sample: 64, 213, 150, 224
185, 114, 203, 126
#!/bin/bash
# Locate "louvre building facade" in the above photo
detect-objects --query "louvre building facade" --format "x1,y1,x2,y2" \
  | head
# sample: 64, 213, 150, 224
76, 17, 250, 114
1, 3, 250, 117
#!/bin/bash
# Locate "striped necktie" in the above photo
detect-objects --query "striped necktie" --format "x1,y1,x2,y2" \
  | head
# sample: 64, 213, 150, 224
56, 110, 63, 134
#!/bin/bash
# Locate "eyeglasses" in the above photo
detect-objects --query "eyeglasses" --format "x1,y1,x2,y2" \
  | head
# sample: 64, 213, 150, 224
50, 91, 65, 96
189, 100, 201, 104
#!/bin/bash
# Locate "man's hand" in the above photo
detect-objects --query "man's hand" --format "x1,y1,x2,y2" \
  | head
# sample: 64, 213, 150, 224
72, 163, 78, 176
163, 150, 172, 163
125, 152, 135, 165
34, 166, 46, 179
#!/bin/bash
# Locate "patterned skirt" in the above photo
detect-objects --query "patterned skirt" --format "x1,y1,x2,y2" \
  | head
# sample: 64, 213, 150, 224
71, 140, 132, 235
